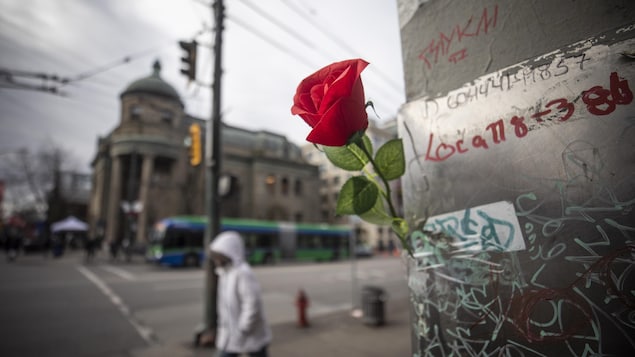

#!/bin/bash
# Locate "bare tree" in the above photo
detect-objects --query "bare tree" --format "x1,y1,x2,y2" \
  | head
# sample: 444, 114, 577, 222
0, 142, 79, 220
0, 148, 44, 215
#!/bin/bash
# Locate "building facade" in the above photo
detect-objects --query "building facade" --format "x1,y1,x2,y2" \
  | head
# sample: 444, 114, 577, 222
88, 61, 321, 245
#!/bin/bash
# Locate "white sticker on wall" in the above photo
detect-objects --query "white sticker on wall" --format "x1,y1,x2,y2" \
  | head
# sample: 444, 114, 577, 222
412, 200, 525, 257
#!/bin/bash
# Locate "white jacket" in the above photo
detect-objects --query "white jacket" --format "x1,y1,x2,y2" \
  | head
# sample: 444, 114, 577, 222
210, 231, 272, 353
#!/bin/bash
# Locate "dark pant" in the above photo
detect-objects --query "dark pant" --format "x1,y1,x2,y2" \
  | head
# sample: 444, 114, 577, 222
218, 345, 268, 357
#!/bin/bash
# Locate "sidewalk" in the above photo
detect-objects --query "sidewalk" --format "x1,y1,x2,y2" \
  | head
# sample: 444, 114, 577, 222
45, 251, 412, 356
131, 295, 412, 357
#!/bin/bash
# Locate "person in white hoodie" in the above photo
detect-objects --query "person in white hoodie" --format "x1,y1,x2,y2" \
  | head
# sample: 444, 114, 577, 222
210, 231, 272, 357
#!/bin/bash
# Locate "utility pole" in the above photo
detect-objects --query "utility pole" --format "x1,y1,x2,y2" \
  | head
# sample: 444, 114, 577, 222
201, 0, 224, 345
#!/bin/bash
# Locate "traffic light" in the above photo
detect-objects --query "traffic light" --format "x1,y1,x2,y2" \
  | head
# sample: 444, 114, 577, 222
189, 123, 202, 166
179, 40, 197, 81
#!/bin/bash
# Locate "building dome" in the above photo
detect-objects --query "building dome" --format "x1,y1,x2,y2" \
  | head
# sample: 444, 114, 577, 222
121, 60, 182, 105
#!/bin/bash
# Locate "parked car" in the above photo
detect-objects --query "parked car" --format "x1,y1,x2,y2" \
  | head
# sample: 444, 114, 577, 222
355, 244, 373, 258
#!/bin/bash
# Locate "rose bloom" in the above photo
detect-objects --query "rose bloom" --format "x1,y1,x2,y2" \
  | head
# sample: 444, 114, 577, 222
291, 59, 369, 146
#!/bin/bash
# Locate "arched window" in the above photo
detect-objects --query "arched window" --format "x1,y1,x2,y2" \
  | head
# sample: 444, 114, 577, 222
281, 177, 289, 195
160, 110, 173, 124
265, 174, 276, 195
294, 179, 303, 196
130, 105, 143, 120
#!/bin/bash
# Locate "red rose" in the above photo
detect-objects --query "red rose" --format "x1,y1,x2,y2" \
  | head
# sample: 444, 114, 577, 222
291, 59, 369, 146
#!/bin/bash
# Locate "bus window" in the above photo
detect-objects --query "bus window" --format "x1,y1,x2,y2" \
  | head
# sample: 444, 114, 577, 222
323, 236, 333, 249
186, 229, 204, 248
150, 228, 164, 243
256, 234, 275, 249
297, 234, 312, 249
165, 228, 186, 249
243, 233, 255, 251
297, 234, 325, 249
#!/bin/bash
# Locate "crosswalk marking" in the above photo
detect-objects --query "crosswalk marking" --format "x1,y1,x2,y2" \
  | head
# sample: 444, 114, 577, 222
101, 265, 136, 281
77, 266, 155, 345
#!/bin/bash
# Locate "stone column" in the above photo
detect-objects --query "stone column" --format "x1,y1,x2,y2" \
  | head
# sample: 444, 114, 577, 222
106, 156, 122, 243
136, 154, 154, 244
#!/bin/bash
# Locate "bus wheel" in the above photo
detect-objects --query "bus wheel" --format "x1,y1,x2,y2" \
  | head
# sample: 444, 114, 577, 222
184, 253, 200, 267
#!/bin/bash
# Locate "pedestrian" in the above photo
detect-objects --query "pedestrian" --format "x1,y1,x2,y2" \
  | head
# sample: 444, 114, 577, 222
4, 225, 21, 261
377, 239, 386, 255
387, 239, 396, 255
4, 216, 25, 260
51, 234, 64, 257
42, 232, 51, 258
209, 231, 272, 357
109, 240, 120, 262
84, 235, 96, 263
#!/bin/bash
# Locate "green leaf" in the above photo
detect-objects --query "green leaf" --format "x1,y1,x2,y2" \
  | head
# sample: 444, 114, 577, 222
358, 194, 393, 225
391, 218, 409, 239
335, 176, 378, 215
374, 138, 405, 180
324, 135, 373, 171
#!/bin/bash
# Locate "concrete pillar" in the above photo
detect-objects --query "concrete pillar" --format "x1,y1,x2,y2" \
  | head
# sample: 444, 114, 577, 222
106, 156, 122, 243
136, 154, 154, 244
397, 1, 635, 355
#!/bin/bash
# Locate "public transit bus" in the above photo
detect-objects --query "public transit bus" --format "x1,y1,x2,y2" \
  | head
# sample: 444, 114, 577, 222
146, 216, 352, 267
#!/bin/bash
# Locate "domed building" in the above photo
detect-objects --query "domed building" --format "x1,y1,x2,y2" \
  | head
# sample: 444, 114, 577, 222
88, 60, 321, 246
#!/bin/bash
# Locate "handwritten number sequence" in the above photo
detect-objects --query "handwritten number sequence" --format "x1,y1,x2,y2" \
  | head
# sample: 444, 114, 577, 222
426, 72, 632, 162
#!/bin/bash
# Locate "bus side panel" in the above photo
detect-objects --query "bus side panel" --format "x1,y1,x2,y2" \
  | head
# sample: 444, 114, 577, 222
295, 248, 333, 262
159, 250, 186, 267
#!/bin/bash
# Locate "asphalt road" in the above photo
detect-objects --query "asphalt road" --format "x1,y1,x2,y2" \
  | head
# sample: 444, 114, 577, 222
0, 253, 147, 357
0, 251, 409, 356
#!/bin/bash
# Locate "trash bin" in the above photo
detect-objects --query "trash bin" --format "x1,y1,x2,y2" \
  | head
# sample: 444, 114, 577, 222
361, 286, 386, 326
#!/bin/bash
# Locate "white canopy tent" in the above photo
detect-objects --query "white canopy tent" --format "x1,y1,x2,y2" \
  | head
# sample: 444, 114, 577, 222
51, 216, 88, 233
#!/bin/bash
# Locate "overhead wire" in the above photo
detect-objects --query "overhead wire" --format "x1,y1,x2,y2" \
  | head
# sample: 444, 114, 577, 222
2, 1, 209, 94
279, 0, 404, 96
1, 8, 175, 95
239, 0, 403, 113
66, 24, 209, 87
229, 1, 401, 112
236, 0, 321, 56
195, 0, 308, 62
1, 37, 180, 100
187, 0, 403, 118
0, 14, 106, 72
225, 13, 320, 71
63, 45, 166, 85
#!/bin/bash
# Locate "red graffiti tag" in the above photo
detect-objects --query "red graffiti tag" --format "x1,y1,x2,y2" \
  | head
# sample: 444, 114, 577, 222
582, 72, 633, 116
424, 116, 527, 162
418, 5, 498, 70
423, 72, 632, 162
531, 98, 575, 122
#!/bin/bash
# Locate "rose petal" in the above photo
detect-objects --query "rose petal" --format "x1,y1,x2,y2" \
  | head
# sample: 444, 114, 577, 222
292, 59, 370, 146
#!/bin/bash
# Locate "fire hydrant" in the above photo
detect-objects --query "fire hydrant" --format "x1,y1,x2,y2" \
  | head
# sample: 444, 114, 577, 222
296, 289, 310, 327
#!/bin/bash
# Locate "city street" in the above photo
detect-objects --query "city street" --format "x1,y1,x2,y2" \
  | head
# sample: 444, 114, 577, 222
0, 251, 410, 356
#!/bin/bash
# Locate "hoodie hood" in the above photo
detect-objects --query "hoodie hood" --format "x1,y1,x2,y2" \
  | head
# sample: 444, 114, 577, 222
210, 231, 245, 265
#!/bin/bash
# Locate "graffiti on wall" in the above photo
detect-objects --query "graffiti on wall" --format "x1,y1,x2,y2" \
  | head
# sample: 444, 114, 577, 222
412, 200, 525, 255
401, 28, 635, 356
421, 70, 632, 163
417, 5, 498, 70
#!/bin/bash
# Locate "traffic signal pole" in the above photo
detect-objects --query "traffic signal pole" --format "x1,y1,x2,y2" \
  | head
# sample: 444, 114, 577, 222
202, 0, 224, 345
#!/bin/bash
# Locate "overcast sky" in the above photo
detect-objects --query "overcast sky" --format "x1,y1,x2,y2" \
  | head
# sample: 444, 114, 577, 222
0, 0, 406, 173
